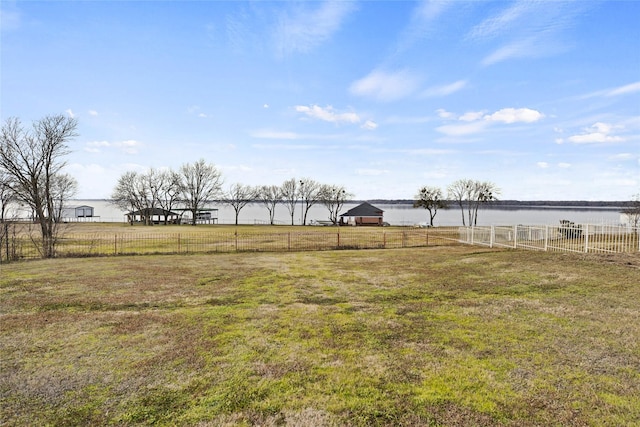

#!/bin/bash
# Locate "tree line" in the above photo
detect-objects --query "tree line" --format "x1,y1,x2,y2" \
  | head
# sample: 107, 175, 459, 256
413, 180, 501, 227
111, 164, 353, 226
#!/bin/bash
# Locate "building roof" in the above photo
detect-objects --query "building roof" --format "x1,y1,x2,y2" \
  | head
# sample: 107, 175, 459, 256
340, 202, 384, 218
65, 205, 94, 209
127, 208, 179, 216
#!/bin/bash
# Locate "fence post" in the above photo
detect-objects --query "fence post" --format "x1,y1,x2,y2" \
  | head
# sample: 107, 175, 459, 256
383, 231, 386, 248
337, 232, 340, 248
177, 234, 181, 253
4, 223, 9, 262
288, 232, 291, 251
426, 230, 429, 247
114, 234, 117, 255
584, 224, 589, 253
513, 225, 518, 249
544, 225, 548, 251
490, 226, 494, 248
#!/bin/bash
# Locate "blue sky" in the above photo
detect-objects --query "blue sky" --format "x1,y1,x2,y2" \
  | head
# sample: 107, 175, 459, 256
1, 0, 639, 201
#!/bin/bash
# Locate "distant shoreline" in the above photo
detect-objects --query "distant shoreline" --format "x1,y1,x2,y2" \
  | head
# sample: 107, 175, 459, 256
73, 199, 630, 210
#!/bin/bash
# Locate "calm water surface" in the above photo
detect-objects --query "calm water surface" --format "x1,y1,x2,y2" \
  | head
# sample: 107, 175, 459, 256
51, 200, 625, 226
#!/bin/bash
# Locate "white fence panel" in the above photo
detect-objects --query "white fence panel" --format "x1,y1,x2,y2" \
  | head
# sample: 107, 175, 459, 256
459, 224, 639, 254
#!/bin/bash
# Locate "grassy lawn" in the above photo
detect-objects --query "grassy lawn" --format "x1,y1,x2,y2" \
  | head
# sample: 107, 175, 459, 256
1, 246, 639, 426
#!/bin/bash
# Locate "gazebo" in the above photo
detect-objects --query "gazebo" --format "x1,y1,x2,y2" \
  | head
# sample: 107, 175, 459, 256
339, 202, 384, 226
126, 208, 181, 225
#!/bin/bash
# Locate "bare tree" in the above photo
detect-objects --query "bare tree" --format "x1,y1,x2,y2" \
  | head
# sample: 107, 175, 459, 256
298, 178, 322, 226
319, 184, 352, 225
281, 178, 298, 225
256, 184, 282, 225
178, 159, 223, 226
111, 171, 145, 225
447, 179, 499, 226
447, 178, 474, 226
223, 183, 257, 226
0, 169, 16, 222
155, 169, 182, 224
621, 193, 640, 228
0, 114, 78, 257
51, 173, 79, 222
414, 186, 447, 226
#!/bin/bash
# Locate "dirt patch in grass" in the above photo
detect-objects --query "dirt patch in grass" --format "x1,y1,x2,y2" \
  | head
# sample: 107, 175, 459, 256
1, 247, 639, 426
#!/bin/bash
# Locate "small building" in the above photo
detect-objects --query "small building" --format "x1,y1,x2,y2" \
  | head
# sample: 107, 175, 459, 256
126, 208, 181, 225
61, 205, 95, 221
339, 202, 384, 226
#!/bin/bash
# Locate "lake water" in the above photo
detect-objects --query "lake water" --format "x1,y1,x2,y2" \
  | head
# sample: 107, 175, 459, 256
40, 200, 627, 227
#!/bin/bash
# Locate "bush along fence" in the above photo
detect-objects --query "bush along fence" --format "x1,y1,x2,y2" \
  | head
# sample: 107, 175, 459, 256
459, 223, 640, 254
0, 227, 463, 261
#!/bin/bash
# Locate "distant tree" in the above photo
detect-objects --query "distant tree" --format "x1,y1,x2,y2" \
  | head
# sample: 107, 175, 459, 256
447, 179, 474, 226
319, 184, 352, 225
621, 193, 640, 228
178, 159, 223, 226
223, 183, 257, 226
281, 178, 299, 225
447, 179, 500, 226
155, 169, 182, 224
111, 171, 145, 225
298, 178, 322, 226
0, 169, 16, 222
256, 184, 282, 225
471, 181, 500, 225
0, 114, 78, 257
51, 173, 79, 222
413, 186, 447, 226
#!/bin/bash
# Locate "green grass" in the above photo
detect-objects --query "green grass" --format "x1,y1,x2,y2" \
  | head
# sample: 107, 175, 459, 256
1, 247, 639, 426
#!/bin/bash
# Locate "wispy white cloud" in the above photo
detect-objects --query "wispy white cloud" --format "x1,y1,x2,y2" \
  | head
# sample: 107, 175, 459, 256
459, 111, 485, 122
468, 1, 536, 41
436, 121, 488, 137
580, 81, 640, 99
88, 110, 98, 116
609, 153, 635, 161
66, 109, 76, 118
435, 107, 544, 136
295, 105, 360, 124
186, 105, 210, 118
436, 109, 455, 119
395, 0, 454, 52
607, 81, 640, 96
275, 1, 355, 55
567, 122, 625, 144
470, 1, 585, 66
350, 69, 422, 102
361, 120, 378, 130
422, 80, 468, 97
84, 139, 142, 154
484, 108, 544, 124
536, 162, 549, 169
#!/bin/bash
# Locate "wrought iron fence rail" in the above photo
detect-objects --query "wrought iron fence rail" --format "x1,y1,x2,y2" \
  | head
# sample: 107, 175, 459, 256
2, 223, 637, 262
0, 228, 464, 261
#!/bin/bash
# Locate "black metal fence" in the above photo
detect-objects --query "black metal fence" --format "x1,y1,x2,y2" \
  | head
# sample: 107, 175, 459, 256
0, 226, 463, 261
